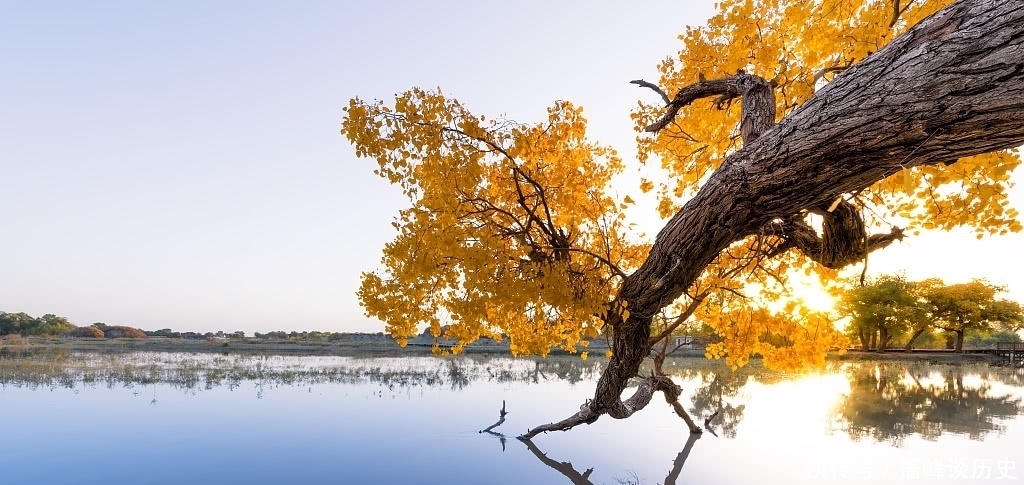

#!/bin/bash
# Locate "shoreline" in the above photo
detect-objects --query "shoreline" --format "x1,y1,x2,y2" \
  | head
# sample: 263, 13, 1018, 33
1, 336, 1013, 365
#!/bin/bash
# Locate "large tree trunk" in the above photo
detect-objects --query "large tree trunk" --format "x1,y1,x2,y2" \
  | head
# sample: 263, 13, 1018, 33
878, 327, 891, 353
954, 330, 965, 353
521, 0, 1024, 439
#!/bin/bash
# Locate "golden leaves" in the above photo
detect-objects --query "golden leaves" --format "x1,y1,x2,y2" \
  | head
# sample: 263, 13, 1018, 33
344, 89, 640, 356
636, 0, 1017, 370
346, 0, 1019, 372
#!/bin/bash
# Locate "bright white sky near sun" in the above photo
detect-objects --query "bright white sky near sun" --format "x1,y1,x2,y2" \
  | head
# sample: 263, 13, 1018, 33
2, 1, 1021, 334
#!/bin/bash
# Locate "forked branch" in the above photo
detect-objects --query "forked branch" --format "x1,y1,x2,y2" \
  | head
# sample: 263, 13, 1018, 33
480, 400, 508, 433
639, 73, 775, 144
519, 375, 700, 440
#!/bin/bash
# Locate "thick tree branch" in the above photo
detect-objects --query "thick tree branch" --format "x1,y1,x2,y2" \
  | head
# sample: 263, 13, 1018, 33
574, 0, 1024, 436
519, 404, 602, 440
890, 0, 920, 28
764, 200, 905, 269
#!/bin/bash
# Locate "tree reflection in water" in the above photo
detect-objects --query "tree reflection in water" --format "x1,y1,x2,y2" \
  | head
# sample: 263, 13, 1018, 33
681, 368, 748, 438
829, 363, 1024, 445
5, 348, 1024, 479
0, 349, 607, 394
516, 433, 701, 485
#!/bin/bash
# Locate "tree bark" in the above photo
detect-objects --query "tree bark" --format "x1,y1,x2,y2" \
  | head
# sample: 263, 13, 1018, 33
526, 0, 1024, 437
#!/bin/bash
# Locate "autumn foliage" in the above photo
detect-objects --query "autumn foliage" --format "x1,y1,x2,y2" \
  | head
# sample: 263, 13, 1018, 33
343, 0, 1021, 371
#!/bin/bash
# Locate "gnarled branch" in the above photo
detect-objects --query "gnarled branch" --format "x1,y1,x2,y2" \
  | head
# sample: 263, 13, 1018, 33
642, 73, 776, 145
766, 200, 905, 269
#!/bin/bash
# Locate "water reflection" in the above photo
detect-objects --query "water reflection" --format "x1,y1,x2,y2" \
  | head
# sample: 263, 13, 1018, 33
0, 348, 606, 395
830, 363, 1024, 445
2, 348, 1023, 484
518, 433, 700, 485
682, 369, 748, 438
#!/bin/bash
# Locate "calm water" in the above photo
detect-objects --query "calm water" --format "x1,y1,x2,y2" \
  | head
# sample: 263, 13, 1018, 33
1, 350, 1021, 485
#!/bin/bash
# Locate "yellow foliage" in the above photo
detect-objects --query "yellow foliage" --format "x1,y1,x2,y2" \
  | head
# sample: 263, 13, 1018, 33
344, 89, 644, 355
344, 0, 1019, 370
634, 0, 1019, 367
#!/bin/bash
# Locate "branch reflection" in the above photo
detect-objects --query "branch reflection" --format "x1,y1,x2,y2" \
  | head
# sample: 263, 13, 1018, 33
518, 433, 701, 485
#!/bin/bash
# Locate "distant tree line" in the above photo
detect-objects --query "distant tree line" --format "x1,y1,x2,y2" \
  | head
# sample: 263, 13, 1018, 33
252, 331, 349, 341
0, 312, 74, 336
1, 312, 147, 339
1, 311, 383, 343
838, 276, 1024, 352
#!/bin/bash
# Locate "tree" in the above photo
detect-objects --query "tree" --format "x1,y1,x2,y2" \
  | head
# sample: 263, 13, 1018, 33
922, 279, 1024, 352
31, 314, 74, 336
0, 312, 35, 336
343, 0, 1024, 439
0, 312, 74, 336
838, 275, 926, 351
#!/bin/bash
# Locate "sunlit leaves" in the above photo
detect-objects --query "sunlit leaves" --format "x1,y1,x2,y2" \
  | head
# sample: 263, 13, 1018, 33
346, 0, 1021, 372
635, 0, 1020, 367
638, 0, 1019, 238
345, 89, 643, 355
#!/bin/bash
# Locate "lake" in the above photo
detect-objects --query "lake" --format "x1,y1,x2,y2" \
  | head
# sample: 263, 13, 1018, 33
1, 349, 1021, 484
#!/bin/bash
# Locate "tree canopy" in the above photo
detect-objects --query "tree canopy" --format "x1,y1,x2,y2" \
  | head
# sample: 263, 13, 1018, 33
838, 276, 1024, 351
838, 275, 927, 351
923, 280, 1024, 351
343, 0, 1024, 438
0, 312, 74, 337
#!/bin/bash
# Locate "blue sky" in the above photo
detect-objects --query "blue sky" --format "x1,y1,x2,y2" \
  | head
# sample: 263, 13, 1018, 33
2, 1, 1021, 334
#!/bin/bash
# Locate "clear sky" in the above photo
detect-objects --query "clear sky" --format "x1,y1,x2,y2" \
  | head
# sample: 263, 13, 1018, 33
2, 1, 1021, 334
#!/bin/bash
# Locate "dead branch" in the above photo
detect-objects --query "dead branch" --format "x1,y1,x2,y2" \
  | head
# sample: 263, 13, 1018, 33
480, 399, 508, 433
630, 79, 671, 105
518, 403, 602, 440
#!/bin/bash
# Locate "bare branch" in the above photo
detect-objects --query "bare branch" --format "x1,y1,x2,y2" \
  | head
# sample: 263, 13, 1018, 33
518, 404, 602, 440
479, 400, 508, 433
630, 79, 671, 105
649, 294, 707, 347
890, 0, 920, 28
813, 63, 854, 84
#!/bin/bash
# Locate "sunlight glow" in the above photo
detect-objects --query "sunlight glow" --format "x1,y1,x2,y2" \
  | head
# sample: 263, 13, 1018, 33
794, 283, 836, 313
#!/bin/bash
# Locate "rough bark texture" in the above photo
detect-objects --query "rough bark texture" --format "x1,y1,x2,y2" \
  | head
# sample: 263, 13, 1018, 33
522, 0, 1024, 439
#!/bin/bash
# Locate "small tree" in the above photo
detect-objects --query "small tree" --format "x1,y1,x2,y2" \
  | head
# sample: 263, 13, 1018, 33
838, 275, 926, 351
923, 280, 1024, 352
